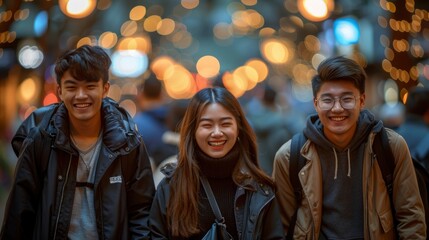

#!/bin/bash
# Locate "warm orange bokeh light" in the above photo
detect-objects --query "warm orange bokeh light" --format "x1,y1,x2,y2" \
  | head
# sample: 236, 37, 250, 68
196, 55, 220, 79
260, 39, 290, 64
297, 0, 334, 22
163, 64, 196, 99
59, 0, 97, 19
151, 56, 176, 80
43, 92, 59, 106
245, 58, 268, 82
117, 37, 151, 53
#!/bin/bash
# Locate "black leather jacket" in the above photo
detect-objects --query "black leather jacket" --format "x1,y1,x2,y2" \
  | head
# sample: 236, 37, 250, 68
1, 98, 155, 240
149, 164, 284, 240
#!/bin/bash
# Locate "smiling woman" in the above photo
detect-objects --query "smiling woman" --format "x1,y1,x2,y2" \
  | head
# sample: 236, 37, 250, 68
195, 102, 238, 159
149, 87, 284, 239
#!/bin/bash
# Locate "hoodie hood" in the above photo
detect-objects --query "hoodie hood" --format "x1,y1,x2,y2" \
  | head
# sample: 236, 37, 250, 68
303, 109, 382, 151
303, 109, 383, 179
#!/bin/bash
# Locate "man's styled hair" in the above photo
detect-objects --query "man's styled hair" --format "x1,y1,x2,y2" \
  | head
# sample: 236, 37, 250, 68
405, 87, 429, 116
312, 56, 367, 97
55, 45, 111, 85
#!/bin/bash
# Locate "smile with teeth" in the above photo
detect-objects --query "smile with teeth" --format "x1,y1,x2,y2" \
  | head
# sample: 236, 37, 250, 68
209, 140, 226, 146
330, 116, 346, 121
74, 103, 91, 108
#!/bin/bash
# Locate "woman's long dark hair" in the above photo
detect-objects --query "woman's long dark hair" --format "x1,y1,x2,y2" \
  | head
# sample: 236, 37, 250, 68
167, 87, 274, 237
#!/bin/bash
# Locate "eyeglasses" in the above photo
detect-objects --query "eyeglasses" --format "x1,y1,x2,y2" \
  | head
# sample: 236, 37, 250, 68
315, 94, 359, 110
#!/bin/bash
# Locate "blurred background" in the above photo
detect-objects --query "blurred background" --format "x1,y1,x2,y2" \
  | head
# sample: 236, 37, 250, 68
0, 0, 428, 223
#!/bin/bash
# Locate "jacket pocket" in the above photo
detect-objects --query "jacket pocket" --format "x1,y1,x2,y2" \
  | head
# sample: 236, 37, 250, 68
378, 207, 394, 233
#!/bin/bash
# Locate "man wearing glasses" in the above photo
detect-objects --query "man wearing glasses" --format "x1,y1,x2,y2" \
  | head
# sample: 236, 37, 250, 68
273, 56, 425, 239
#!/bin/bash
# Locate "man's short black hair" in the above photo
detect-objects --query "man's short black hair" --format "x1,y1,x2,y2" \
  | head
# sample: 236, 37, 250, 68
55, 45, 111, 85
312, 56, 366, 97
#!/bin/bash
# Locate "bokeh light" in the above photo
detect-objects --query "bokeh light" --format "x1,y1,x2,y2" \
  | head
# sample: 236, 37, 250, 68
222, 71, 246, 98
297, 0, 334, 22
18, 45, 44, 69
98, 31, 118, 49
151, 56, 176, 80
34, 11, 48, 37
260, 39, 290, 64
117, 36, 151, 53
157, 18, 175, 36
245, 59, 268, 83
163, 64, 196, 99
111, 50, 148, 78
196, 55, 220, 79
129, 5, 146, 21
43, 92, 59, 106
19, 78, 36, 102
59, 0, 97, 19
181, 0, 199, 10
334, 17, 360, 45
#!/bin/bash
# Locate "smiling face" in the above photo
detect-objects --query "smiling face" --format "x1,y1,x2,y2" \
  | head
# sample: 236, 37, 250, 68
314, 80, 365, 146
57, 70, 109, 127
195, 103, 239, 158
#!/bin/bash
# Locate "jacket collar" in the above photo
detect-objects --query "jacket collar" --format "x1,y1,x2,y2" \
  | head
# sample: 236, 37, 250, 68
51, 98, 140, 154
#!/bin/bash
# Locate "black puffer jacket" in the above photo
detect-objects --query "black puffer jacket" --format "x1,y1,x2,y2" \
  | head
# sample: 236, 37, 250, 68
149, 163, 284, 240
1, 98, 155, 240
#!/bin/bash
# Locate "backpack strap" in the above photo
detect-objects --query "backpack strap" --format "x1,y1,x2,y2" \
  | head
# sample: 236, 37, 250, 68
373, 128, 395, 199
373, 128, 398, 232
287, 132, 307, 240
38, 104, 60, 176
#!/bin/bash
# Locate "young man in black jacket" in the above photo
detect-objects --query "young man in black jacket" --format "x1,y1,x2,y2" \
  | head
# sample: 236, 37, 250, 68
1, 45, 155, 239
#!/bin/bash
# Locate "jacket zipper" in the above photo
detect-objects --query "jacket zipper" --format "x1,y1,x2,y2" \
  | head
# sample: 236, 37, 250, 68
53, 154, 72, 239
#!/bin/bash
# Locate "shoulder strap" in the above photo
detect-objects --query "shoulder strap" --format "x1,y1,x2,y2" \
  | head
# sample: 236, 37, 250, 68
373, 128, 395, 197
290, 133, 307, 201
200, 175, 225, 224
287, 132, 307, 239
373, 128, 398, 231
40, 104, 59, 175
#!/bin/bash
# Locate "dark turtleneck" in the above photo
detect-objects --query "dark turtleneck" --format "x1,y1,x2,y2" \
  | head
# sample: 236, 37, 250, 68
194, 145, 239, 240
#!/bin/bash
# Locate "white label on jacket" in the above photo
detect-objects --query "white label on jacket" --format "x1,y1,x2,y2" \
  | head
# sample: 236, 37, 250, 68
110, 176, 122, 184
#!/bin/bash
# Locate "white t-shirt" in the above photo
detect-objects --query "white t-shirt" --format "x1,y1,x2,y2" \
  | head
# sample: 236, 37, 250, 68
68, 134, 102, 239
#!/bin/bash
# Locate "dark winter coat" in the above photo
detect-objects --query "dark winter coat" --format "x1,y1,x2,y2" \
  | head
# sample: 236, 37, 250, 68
149, 163, 284, 240
1, 98, 155, 240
